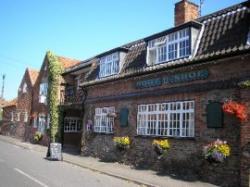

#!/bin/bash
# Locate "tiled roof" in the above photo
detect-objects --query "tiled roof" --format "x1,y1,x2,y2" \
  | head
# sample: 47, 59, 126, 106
27, 68, 39, 86
0, 98, 8, 108
3, 98, 17, 107
79, 0, 250, 86
57, 56, 81, 69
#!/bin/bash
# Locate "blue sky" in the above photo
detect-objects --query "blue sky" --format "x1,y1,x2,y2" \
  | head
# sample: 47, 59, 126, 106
0, 0, 244, 100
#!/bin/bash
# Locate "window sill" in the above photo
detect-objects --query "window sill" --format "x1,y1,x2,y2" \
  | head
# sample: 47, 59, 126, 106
99, 73, 118, 79
152, 55, 190, 66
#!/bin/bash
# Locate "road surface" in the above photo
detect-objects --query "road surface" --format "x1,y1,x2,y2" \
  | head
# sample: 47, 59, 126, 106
0, 140, 139, 187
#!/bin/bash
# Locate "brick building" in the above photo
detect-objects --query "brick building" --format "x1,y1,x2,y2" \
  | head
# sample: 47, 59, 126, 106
31, 53, 80, 145
16, 68, 39, 141
0, 98, 8, 121
1, 68, 39, 139
60, 0, 250, 186
1, 99, 17, 137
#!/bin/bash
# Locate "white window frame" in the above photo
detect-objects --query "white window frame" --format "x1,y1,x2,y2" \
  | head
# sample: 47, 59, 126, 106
23, 83, 27, 93
39, 82, 48, 104
247, 30, 250, 45
94, 107, 115, 134
16, 112, 20, 122
33, 116, 37, 128
38, 114, 46, 134
76, 76, 81, 90
64, 117, 82, 133
47, 115, 50, 129
99, 52, 120, 78
137, 100, 195, 137
24, 111, 28, 122
147, 28, 191, 65
11, 112, 14, 122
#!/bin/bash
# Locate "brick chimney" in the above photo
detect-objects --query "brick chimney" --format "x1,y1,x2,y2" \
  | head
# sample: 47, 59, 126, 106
175, 0, 199, 26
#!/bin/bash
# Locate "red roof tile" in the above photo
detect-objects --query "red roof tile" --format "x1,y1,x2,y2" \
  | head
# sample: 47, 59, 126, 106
4, 98, 17, 107
0, 98, 8, 108
57, 56, 81, 69
27, 68, 39, 86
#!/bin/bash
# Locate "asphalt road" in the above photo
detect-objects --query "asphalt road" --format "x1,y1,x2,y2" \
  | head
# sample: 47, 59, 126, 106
0, 140, 139, 187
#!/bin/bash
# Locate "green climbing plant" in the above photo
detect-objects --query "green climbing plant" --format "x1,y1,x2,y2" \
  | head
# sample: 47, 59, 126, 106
47, 51, 63, 143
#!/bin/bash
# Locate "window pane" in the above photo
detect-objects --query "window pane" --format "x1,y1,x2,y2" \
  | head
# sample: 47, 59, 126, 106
94, 107, 115, 133
99, 52, 120, 78
137, 101, 195, 137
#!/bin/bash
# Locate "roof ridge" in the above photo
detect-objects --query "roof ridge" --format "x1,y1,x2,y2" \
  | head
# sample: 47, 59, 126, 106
197, 0, 249, 22
26, 68, 39, 86
56, 54, 81, 62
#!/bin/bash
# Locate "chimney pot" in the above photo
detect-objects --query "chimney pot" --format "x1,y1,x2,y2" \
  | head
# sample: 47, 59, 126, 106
174, 0, 199, 26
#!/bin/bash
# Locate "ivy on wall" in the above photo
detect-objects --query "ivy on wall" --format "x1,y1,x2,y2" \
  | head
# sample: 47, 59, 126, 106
47, 51, 63, 143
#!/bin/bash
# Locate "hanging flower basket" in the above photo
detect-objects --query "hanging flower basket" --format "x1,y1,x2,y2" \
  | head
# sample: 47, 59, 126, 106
203, 139, 230, 163
113, 136, 130, 150
222, 101, 248, 122
238, 80, 250, 89
152, 139, 170, 156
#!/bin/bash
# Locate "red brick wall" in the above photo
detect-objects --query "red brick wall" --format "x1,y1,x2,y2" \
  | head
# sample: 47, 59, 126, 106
30, 58, 49, 145
87, 55, 250, 99
175, 0, 199, 26
32, 59, 49, 117
240, 88, 250, 187
16, 70, 34, 140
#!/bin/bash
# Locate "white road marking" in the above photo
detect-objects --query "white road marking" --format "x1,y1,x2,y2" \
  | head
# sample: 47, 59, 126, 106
14, 168, 49, 187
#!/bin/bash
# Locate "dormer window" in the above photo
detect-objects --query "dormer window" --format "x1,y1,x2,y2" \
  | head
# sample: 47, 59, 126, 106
147, 28, 192, 65
99, 52, 120, 78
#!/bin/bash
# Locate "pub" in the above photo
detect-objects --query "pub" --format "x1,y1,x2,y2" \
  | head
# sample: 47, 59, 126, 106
60, 1, 250, 186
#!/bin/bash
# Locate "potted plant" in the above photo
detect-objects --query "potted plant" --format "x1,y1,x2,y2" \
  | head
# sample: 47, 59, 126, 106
152, 139, 170, 156
203, 139, 230, 163
113, 136, 130, 150
33, 131, 43, 144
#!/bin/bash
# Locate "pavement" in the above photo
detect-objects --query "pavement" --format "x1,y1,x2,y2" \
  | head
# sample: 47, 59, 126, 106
0, 135, 217, 187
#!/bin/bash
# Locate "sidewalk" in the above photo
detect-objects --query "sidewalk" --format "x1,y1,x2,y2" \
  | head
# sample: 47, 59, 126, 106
0, 135, 217, 187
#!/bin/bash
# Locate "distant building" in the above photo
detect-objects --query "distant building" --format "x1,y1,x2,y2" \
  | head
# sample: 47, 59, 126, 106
0, 98, 8, 121
1, 98, 17, 137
